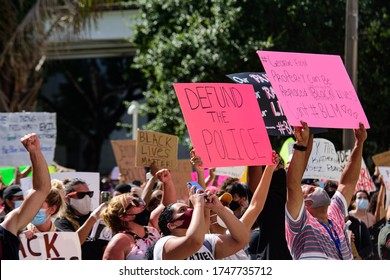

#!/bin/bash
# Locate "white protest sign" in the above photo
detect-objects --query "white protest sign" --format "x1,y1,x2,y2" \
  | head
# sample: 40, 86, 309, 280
215, 166, 246, 179
378, 166, 390, 208
338, 150, 376, 193
19, 232, 81, 260
21, 172, 100, 210
0, 112, 56, 166
288, 139, 341, 181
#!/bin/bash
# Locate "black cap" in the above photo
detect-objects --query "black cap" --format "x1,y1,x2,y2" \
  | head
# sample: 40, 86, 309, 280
114, 183, 132, 194
3, 185, 23, 201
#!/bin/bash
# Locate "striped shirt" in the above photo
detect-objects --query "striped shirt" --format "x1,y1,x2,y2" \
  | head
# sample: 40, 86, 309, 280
285, 191, 353, 260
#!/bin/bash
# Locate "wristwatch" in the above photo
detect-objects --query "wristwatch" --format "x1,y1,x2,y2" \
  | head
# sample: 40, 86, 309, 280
293, 144, 307, 151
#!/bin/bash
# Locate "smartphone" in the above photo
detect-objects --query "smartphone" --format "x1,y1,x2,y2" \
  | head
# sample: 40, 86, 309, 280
186, 181, 205, 194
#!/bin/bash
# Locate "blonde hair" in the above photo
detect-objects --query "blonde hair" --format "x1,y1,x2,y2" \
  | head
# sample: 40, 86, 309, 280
46, 183, 66, 218
51, 179, 66, 197
102, 193, 133, 233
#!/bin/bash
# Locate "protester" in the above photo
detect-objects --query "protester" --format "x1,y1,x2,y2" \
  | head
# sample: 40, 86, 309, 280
102, 168, 176, 260
228, 152, 281, 260
349, 190, 377, 228
285, 121, 367, 259
23, 182, 66, 238
0, 185, 24, 220
153, 179, 250, 259
54, 178, 108, 259
378, 206, 390, 259
218, 181, 249, 219
101, 194, 160, 260
0, 133, 51, 260
113, 183, 132, 197
248, 154, 292, 260
346, 215, 373, 259
349, 176, 386, 260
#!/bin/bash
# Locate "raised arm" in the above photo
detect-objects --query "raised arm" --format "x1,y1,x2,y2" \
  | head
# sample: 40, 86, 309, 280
286, 121, 310, 219
374, 174, 386, 222
1, 133, 51, 235
204, 167, 216, 187
190, 150, 211, 233
190, 149, 206, 190
149, 169, 177, 230
141, 161, 159, 205
240, 151, 279, 231
207, 193, 250, 259
338, 123, 367, 205
163, 189, 206, 259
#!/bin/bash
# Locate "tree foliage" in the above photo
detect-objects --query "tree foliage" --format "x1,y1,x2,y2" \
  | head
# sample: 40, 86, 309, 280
132, 0, 390, 161
39, 57, 142, 171
0, 0, 119, 112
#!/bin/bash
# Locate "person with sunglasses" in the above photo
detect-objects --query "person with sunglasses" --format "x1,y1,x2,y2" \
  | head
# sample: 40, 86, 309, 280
55, 178, 108, 259
101, 168, 177, 260
55, 178, 94, 232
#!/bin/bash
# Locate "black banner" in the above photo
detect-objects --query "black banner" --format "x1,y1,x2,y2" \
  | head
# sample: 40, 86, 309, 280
226, 72, 327, 136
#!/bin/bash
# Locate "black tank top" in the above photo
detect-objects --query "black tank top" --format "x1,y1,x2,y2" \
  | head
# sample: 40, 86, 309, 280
0, 225, 21, 260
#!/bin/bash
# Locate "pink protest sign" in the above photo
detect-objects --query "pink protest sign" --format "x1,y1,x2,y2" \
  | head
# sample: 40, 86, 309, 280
257, 51, 370, 128
174, 83, 273, 167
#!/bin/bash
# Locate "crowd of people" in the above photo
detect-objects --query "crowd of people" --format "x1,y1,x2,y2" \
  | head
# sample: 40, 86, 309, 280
0, 123, 389, 260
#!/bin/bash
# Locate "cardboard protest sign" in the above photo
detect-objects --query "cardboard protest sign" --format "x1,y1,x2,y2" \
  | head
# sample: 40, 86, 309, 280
111, 140, 145, 183
0, 112, 56, 166
136, 130, 178, 169
378, 166, 390, 208
372, 150, 390, 167
338, 149, 376, 193
170, 159, 193, 202
21, 172, 100, 210
292, 138, 342, 181
257, 51, 370, 129
19, 232, 81, 260
174, 83, 273, 167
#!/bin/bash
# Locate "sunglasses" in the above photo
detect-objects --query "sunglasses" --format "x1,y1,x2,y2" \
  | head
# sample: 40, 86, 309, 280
120, 198, 145, 216
67, 191, 94, 199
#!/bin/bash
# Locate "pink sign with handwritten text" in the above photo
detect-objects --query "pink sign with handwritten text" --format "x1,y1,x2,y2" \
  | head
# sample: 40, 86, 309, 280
174, 83, 273, 167
257, 51, 370, 128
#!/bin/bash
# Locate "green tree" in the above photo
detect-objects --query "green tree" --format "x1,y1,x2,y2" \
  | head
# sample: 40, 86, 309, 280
358, 1, 390, 160
132, 0, 390, 164
38, 57, 142, 171
0, 0, 119, 112
132, 0, 271, 144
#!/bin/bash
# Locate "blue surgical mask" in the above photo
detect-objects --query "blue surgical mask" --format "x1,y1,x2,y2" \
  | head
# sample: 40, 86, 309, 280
31, 209, 48, 226
356, 198, 369, 210
14, 200, 23, 209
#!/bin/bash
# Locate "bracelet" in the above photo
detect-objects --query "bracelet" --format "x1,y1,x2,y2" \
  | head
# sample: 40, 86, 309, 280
293, 144, 307, 151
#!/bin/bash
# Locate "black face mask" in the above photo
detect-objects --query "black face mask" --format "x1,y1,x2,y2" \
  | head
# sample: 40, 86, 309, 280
229, 200, 240, 211
134, 209, 151, 226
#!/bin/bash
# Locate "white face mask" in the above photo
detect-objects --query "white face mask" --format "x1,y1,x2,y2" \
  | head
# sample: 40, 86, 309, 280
70, 196, 91, 215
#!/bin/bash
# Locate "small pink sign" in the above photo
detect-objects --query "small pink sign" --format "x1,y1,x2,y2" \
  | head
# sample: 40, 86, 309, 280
257, 51, 370, 129
174, 83, 273, 167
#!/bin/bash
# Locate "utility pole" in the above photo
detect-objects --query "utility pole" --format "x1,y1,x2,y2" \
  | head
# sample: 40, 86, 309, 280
343, 0, 358, 150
